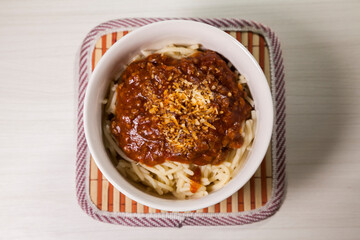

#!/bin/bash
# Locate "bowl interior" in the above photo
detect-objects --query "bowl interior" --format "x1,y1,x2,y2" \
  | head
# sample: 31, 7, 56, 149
84, 20, 273, 211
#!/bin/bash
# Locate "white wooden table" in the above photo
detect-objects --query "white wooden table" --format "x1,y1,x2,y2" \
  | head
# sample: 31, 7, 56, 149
0, 0, 359, 239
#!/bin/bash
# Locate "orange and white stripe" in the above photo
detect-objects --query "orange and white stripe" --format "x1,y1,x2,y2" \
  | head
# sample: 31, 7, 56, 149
89, 30, 273, 214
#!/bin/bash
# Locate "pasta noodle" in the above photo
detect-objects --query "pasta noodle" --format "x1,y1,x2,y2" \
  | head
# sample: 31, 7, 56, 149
103, 44, 256, 199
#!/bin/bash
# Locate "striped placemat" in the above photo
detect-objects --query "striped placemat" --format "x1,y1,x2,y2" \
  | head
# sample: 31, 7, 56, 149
76, 18, 286, 227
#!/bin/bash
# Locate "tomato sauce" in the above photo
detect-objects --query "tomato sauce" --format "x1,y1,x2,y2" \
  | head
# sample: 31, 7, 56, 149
111, 50, 252, 166
189, 166, 202, 193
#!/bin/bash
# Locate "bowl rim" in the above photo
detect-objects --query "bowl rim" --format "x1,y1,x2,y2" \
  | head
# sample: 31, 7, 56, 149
84, 19, 273, 211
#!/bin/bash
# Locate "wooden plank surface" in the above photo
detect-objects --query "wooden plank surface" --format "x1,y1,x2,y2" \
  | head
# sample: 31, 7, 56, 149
1, 0, 360, 239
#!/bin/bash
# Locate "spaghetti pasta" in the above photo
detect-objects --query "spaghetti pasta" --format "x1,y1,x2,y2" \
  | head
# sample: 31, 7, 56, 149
103, 44, 256, 199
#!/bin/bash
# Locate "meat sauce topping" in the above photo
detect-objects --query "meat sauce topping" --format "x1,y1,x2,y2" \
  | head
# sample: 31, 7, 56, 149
111, 50, 252, 166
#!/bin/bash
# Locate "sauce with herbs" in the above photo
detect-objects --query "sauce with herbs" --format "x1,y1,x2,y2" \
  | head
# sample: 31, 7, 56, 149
111, 50, 252, 166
